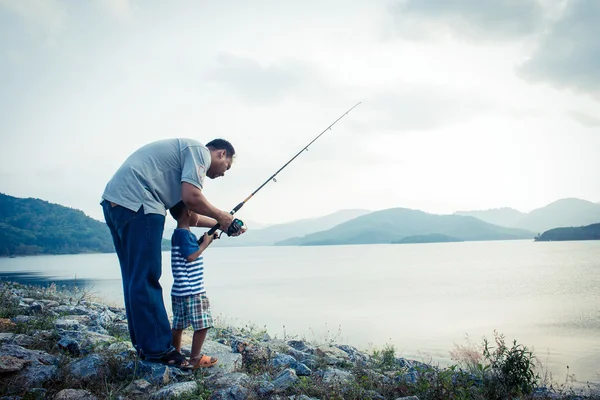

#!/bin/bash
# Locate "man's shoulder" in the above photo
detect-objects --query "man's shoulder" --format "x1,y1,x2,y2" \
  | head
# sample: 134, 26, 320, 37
178, 138, 207, 150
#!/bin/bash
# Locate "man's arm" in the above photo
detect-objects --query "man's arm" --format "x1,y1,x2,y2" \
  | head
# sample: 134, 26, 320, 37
181, 182, 233, 231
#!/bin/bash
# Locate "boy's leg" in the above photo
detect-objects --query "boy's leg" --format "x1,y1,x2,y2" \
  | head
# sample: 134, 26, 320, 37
172, 329, 183, 353
190, 294, 217, 366
190, 328, 208, 361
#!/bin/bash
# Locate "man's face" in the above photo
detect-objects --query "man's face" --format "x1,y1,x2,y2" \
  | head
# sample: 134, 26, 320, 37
207, 149, 232, 179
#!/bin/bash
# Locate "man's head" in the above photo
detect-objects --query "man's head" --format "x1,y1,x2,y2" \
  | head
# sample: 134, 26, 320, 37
206, 138, 235, 179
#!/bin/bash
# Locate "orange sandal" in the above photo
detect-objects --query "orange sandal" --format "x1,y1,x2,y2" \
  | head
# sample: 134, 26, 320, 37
191, 354, 218, 369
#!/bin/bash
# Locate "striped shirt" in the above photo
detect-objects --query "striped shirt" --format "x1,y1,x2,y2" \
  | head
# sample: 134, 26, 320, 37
170, 228, 205, 297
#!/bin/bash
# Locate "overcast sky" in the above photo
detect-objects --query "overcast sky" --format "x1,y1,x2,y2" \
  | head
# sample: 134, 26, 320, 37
1, 0, 599, 225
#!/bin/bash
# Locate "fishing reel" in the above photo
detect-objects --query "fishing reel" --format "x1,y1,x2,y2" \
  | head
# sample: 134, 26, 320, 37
198, 218, 246, 244
224, 218, 246, 237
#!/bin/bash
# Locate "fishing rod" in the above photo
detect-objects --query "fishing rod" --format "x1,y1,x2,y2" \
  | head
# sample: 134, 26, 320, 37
199, 102, 361, 243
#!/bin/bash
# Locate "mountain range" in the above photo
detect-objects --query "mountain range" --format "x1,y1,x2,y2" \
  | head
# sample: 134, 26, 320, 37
275, 208, 535, 246
2, 193, 599, 256
453, 198, 600, 234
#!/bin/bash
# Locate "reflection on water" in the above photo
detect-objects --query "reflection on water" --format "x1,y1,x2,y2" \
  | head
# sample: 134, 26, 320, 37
0, 272, 104, 292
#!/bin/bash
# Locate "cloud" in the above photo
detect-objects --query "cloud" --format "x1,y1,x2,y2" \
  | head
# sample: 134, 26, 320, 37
0, 0, 67, 36
93, 0, 134, 22
519, 0, 600, 99
207, 53, 310, 104
355, 84, 495, 132
388, 0, 544, 41
568, 110, 600, 128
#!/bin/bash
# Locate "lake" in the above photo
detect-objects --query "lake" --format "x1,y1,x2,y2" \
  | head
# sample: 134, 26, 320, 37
1, 240, 599, 384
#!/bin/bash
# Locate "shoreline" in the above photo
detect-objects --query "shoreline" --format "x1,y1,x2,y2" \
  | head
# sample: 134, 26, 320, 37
1, 281, 599, 399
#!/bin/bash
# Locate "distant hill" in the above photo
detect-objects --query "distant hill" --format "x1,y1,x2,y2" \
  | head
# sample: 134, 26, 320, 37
514, 198, 600, 233
393, 233, 463, 244
209, 209, 372, 247
534, 223, 600, 242
276, 208, 535, 246
0, 193, 114, 256
453, 207, 525, 227
454, 198, 600, 234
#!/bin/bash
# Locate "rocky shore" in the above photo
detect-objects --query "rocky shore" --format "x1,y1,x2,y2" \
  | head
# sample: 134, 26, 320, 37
0, 281, 598, 400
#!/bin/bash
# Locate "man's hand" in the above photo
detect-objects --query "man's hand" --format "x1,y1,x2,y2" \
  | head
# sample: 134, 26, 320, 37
228, 219, 247, 237
217, 211, 234, 233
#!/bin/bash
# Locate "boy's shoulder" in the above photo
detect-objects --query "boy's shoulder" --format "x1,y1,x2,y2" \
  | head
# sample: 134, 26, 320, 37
171, 228, 198, 243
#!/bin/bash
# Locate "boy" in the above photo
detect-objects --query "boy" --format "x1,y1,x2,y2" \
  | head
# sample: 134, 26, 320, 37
169, 200, 218, 368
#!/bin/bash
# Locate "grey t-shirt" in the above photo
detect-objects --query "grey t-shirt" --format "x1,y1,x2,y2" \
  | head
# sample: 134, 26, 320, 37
102, 138, 211, 215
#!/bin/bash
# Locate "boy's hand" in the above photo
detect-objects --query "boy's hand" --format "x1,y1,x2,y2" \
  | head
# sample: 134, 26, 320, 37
201, 232, 217, 247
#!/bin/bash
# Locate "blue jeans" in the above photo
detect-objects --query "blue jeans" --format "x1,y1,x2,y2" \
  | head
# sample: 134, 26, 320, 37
102, 200, 174, 361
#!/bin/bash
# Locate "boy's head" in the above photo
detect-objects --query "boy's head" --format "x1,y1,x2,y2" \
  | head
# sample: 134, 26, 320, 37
169, 201, 188, 221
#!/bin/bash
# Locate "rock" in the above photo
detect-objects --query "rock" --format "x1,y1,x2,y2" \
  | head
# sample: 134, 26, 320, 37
0, 318, 16, 331
11, 315, 34, 324
270, 353, 311, 376
287, 340, 309, 352
0, 355, 31, 373
365, 390, 386, 400
150, 381, 198, 399
54, 305, 93, 316
108, 341, 134, 354
92, 309, 117, 327
108, 322, 130, 337
19, 364, 58, 387
58, 338, 81, 357
210, 385, 249, 400
201, 340, 242, 373
0, 344, 58, 366
396, 370, 419, 384
38, 299, 59, 308
62, 315, 91, 325
257, 380, 275, 396
69, 354, 104, 381
87, 325, 110, 335
125, 378, 153, 395
315, 346, 350, 365
124, 360, 192, 385
12, 334, 36, 347
338, 344, 368, 364
0, 333, 15, 344
55, 389, 99, 400
321, 368, 352, 385
207, 372, 251, 389
272, 368, 298, 392
55, 319, 82, 331
27, 303, 43, 314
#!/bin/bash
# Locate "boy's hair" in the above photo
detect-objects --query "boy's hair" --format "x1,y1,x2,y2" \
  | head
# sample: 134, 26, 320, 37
169, 201, 187, 221
206, 138, 235, 158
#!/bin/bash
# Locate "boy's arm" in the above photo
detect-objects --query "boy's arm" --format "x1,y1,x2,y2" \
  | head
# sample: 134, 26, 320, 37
184, 233, 215, 262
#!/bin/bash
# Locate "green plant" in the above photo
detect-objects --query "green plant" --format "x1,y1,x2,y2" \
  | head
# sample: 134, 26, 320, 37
482, 330, 540, 398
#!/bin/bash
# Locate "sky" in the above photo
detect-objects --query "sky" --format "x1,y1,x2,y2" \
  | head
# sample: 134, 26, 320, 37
1, 0, 599, 225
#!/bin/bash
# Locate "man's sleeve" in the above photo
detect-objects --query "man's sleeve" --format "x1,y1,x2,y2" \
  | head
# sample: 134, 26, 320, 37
181, 145, 210, 189
178, 231, 201, 259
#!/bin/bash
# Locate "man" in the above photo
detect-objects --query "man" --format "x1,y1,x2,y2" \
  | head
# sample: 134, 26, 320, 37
101, 138, 244, 367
